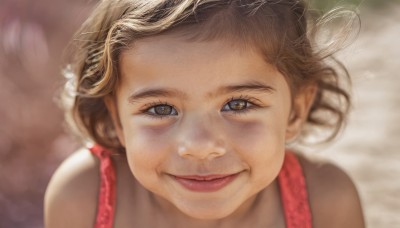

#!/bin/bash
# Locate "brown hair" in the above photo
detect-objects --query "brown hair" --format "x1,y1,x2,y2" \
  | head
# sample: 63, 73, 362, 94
62, 0, 356, 152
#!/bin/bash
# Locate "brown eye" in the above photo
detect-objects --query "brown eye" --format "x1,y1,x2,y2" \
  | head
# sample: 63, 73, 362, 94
147, 104, 178, 116
222, 99, 249, 111
229, 100, 247, 110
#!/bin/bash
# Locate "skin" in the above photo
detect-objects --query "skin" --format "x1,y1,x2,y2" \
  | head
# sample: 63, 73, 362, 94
44, 35, 365, 227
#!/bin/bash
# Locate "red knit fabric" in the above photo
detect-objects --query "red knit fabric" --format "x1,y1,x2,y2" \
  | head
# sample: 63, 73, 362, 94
278, 152, 313, 228
89, 145, 116, 228
90, 147, 312, 228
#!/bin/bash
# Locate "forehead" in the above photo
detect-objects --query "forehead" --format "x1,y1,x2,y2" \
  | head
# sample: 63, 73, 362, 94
117, 34, 289, 98
123, 34, 257, 68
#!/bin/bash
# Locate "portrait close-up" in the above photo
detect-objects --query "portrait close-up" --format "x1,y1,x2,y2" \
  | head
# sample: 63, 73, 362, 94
0, 0, 399, 227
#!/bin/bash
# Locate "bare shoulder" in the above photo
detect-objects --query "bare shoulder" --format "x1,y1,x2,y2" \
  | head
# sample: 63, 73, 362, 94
44, 148, 100, 228
296, 153, 365, 228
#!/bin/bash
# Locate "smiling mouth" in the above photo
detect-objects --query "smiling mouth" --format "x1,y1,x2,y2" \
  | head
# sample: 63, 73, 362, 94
172, 173, 241, 192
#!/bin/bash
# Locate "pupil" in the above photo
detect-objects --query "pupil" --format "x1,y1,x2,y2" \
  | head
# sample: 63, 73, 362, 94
155, 105, 172, 115
229, 100, 246, 110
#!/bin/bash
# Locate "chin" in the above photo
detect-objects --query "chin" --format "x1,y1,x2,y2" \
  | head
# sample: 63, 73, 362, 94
178, 203, 237, 220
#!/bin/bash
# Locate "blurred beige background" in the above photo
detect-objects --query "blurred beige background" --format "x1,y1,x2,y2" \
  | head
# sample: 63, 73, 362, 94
0, 0, 399, 227
324, 3, 400, 227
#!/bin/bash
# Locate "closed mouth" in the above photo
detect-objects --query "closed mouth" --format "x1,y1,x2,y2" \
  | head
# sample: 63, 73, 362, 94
171, 172, 241, 192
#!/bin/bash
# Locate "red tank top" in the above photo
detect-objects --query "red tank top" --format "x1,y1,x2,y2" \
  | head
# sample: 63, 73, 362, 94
90, 145, 312, 228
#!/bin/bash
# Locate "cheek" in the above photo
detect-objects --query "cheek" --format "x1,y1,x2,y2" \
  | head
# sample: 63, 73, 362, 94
230, 120, 286, 158
227, 111, 288, 152
122, 122, 174, 182
226, 115, 287, 186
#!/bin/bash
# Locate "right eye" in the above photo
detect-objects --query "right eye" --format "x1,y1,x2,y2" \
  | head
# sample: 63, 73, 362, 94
145, 104, 178, 117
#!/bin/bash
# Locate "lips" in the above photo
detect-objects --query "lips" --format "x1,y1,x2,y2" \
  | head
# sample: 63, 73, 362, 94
172, 173, 240, 192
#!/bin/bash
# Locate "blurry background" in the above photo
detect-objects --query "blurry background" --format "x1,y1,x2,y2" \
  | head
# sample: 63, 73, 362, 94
0, 0, 399, 227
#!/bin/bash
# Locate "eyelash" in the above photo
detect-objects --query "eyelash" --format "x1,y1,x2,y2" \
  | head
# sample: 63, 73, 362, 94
140, 95, 260, 119
140, 101, 178, 119
222, 95, 260, 115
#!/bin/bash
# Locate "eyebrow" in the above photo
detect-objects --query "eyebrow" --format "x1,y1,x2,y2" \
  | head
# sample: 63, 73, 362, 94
127, 80, 275, 104
214, 81, 276, 97
128, 88, 186, 104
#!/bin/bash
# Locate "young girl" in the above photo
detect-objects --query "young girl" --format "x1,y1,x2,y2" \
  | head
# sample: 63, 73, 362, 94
45, 0, 365, 227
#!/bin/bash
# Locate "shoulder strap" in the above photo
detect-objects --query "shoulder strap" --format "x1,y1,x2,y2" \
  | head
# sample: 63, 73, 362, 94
278, 152, 312, 228
89, 145, 116, 228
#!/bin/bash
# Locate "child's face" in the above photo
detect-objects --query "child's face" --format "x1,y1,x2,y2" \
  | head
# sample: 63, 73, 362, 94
107, 34, 308, 219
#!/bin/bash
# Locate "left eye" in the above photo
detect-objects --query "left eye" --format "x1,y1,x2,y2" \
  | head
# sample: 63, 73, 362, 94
221, 99, 251, 111
146, 104, 178, 116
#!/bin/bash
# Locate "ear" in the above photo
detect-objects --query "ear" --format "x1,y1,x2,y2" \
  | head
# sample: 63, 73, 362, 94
285, 85, 317, 142
104, 95, 126, 147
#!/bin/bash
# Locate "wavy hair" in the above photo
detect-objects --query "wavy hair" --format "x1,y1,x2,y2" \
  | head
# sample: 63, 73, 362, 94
62, 0, 357, 152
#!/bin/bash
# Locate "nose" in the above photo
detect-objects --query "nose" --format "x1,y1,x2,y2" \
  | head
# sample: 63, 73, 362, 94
177, 114, 227, 160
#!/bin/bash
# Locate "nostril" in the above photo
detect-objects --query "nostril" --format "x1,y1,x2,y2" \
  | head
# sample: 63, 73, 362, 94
207, 151, 225, 159
177, 143, 226, 160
